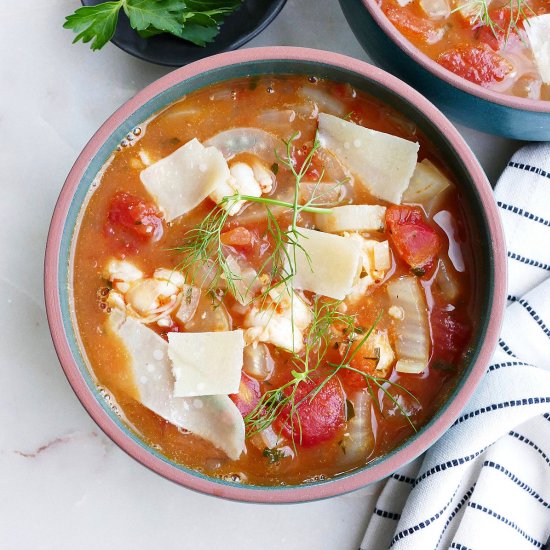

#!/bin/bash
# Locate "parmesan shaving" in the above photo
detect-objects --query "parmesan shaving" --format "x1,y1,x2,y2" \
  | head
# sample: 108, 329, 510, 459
317, 113, 419, 204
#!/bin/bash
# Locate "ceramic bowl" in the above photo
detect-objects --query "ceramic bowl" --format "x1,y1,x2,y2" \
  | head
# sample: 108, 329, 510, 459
81, 0, 287, 66
45, 46, 506, 503
339, 0, 550, 140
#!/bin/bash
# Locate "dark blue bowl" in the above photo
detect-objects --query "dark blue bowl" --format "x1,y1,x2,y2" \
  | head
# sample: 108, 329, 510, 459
339, 0, 550, 140
81, 0, 286, 67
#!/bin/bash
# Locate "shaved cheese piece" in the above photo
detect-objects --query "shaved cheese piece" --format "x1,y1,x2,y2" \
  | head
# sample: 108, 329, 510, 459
107, 311, 245, 459
317, 113, 419, 204
403, 159, 452, 214
525, 15, 550, 84
288, 227, 362, 300
140, 138, 230, 222
168, 331, 244, 397
315, 205, 386, 233
387, 277, 430, 374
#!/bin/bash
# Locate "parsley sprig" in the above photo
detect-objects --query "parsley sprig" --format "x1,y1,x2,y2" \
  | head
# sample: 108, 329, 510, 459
64, 0, 243, 50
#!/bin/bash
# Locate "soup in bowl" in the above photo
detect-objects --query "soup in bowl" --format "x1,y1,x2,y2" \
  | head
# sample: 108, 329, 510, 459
45, 47, 505, 502
339, 0, 550, 140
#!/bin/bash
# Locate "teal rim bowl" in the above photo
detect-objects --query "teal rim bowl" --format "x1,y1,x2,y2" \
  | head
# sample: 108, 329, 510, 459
45, 46, 506, 503
339, 0, 550, 140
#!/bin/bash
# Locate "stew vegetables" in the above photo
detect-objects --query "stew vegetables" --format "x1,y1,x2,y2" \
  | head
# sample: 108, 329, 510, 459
380, 0, 550, 100
73, 75, 475, 486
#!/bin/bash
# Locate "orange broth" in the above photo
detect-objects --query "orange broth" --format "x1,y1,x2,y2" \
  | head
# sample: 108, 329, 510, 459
73, 75, 475, 486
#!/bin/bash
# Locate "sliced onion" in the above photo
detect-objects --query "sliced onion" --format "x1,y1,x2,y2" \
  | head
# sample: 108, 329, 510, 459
225, 255, 261, 305
433, 211, 465, 273
243, 343, 274, 381
403, 159, 452, 215
234, 185, 294, 226
298, 86, 346, 117
315, 148, 352, 184
257, 109, 296, 128
434, 258, 460, 302
299, 182, 346, 206
175, 285, 201, 324
186, 260, 226, 290
340, 391, 374, 464
184, 292, 232, 332
387, 277, 430, 374
205, 128, 282, 164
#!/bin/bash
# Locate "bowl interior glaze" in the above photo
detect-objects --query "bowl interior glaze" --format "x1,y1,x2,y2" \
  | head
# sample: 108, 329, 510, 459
45, 47, 506, 503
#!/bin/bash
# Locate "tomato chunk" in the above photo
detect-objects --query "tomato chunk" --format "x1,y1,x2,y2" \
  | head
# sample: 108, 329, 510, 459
431, 308, 471, 364
105, 192, 163, 247
338, 341, 380, 391
292, 144, 323, 180
384, 5, 444, 45
437, 44, 513, 85
221, 226, 253, 247
386, 205, 441, 273
230, 373, 261, 417
277, 378, 344, 446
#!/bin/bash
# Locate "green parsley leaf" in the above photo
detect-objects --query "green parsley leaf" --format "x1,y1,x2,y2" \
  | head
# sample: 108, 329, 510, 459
64, 0, 244, 51
123, 0, 186, 35
63, 2, 123, 51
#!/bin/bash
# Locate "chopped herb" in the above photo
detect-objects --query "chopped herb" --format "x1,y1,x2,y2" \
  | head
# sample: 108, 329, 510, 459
270, 162, 279, 175
185, 286, 194, 305
411, 267, 426, 277
263, 447, 286, 464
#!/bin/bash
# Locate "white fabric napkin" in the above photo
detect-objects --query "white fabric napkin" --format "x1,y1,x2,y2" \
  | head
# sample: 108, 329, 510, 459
360, 144, 550, 550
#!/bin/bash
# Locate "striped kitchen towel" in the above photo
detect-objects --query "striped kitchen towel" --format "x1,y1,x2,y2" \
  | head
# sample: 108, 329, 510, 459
360, 143, 550, 550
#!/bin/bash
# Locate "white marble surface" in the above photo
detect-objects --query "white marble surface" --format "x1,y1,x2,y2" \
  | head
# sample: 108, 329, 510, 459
0, 1, 520, 549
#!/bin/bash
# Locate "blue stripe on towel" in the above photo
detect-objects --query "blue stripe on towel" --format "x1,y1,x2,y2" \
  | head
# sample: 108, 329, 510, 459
467, 502, 544, 548
508, 432, 550, 467
373, 508, 401, 521
453, 398, 550, 426
497, 201, 550, 228
508, 161, 550, 181
483, 461, 550, 508
413, 448, 489, 487
498, 338, 517, 357
436, 484, 477, 548
508, 251, 550, 271
388, 488, 459, 547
